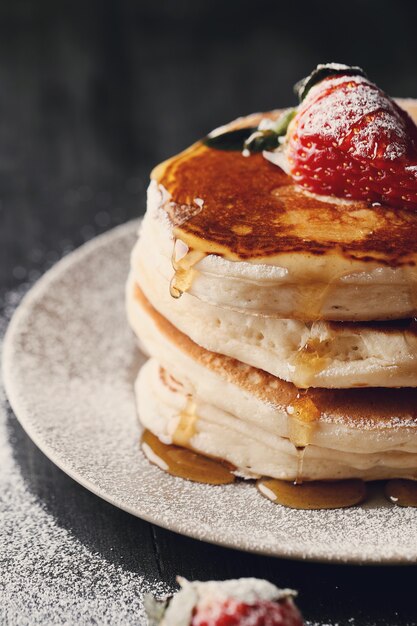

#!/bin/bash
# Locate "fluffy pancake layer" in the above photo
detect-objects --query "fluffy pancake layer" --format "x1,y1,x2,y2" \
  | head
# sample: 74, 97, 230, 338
129, 286, 417, 482
130, 213, 417, 388
149, 99, 417, 322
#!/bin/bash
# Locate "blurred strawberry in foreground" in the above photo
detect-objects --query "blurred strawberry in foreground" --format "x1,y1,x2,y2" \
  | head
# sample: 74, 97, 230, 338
285, 63, 417, 209
190, 596, 303, 626
145, 577, 304, 626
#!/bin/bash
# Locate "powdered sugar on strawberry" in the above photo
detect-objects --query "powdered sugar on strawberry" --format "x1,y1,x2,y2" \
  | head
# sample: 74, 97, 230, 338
297, 75, 410, 160
284, 69, 417, 209
148, 578, 304, 626
191, 597, 303, 626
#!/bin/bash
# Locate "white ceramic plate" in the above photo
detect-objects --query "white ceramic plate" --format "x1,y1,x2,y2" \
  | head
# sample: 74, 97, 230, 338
4, 220, 417, 565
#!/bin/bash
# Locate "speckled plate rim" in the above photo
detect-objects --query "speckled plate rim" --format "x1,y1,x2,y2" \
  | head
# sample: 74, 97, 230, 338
3, 220, 417, 566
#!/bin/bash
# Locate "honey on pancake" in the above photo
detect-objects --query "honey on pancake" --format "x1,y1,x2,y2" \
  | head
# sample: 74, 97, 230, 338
134, 286, 417, 509
152, 122, 417, 316
154, 142, 417, 263
385, 479, 417, 507
172, 396, 198, 447
257, 477, 367, 510
141, 429, 235, 485
290, 338, 331, 389
286, 394, 321, 484
298, 284, 331, 323
294, 447, 306, 486
170, 238, 205, 299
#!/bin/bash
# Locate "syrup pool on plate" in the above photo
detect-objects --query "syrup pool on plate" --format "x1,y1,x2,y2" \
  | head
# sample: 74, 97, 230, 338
141, 429, 236, 485
385, 479, 417, 507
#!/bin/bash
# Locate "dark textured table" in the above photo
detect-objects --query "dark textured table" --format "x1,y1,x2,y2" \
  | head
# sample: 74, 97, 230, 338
2, 2, 417, 624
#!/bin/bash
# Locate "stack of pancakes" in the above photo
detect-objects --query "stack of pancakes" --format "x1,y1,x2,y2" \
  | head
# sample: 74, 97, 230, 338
127, 100, 417, 482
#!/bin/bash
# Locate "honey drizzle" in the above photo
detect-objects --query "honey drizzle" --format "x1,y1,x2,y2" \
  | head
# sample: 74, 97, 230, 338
172, 397, 198, 447
169, 238, 206, 299
290, 339, 331, 389
294, 260, 361, 322
297, 282, 333, 322
294, 447, 306, 486
385, 479, 417, 507
287, 395, 321, 484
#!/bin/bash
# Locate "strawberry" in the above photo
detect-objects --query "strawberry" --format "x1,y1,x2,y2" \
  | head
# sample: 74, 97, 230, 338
145, 578, 304, 626
191, 596, 304, 626
285, 64, 417, 209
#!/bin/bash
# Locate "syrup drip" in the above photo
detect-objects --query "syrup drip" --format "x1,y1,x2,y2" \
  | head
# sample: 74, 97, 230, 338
287, 395, 321, 447
294, 447, 306, 486
169, 238, 205, 299
172, 397, 198, 447
141, 430, 236, 485
287, 395, 321, 484
297, 282, 333, 323
257, 478, 367, 510
385, 479, 417, 507
290, 339, 330, 389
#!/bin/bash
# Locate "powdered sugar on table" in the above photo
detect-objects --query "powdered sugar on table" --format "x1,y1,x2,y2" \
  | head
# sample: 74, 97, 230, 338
0, 228, 172, 625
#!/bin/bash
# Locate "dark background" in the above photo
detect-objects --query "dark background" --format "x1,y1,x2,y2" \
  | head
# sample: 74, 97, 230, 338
3, 1, 417, 624
3, 0, 417, 291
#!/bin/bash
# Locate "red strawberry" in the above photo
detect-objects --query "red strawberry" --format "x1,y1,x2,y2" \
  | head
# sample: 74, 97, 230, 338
191, 597, 304, 626
286, 66, 417, 209
144, 578, 304, 626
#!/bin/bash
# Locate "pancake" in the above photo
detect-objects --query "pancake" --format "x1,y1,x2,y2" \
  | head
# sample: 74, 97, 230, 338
129, 285, 417, 482
130, 215, 417, 388
147, 99, 417, 322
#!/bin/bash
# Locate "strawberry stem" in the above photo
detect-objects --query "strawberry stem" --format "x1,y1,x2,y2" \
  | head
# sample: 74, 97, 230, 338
294, 63, 367, 102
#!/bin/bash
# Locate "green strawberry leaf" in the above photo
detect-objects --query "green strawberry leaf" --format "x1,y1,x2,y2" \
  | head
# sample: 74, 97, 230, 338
294, 63, 367, 102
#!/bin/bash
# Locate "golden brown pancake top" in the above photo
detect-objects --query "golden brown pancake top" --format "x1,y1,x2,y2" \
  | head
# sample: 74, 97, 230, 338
152, 112, 417, 266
